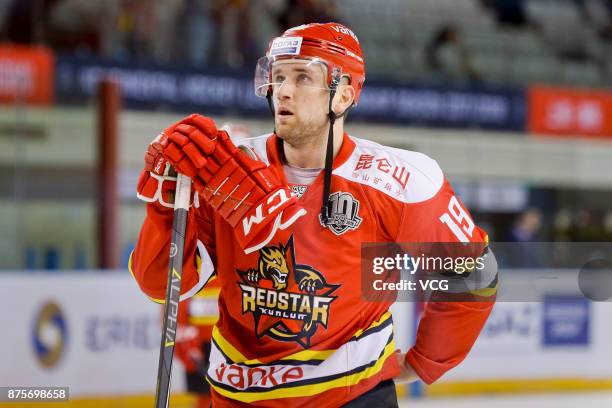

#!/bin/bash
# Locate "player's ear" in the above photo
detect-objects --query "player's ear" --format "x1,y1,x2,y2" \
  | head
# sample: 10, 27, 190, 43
333, 79, 355, 115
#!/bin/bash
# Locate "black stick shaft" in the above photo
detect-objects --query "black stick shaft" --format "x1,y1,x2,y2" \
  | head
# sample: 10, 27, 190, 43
155, 174, 191, 408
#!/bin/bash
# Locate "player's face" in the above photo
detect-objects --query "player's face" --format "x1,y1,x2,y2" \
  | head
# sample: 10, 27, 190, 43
271, 60, 331, 146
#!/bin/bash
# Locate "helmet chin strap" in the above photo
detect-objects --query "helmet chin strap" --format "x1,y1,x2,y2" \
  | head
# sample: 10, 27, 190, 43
320, 87, 350, 225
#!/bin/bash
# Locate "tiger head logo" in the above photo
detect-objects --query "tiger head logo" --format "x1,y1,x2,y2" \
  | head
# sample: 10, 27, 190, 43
255, 246, 291, 290
237, 236, 339, 348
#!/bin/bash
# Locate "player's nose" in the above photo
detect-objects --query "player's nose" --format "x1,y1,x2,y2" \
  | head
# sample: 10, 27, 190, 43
276, 80, 294, 100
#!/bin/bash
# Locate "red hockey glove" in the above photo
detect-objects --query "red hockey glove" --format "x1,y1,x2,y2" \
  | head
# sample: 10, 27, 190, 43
159, 114, 306, 253
136, 133, 199, 209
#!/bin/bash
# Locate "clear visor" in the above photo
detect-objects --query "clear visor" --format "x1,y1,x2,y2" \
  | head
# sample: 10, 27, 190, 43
254, 57, 340, 98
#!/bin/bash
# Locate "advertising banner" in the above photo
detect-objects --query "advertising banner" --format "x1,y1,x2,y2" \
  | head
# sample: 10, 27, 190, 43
0, 273, 184, 398
355, 84, 526, 130
543, 295, 590, 346
55, 56, 526, 130
528, 86, 612, 138
0, 45, 54, 105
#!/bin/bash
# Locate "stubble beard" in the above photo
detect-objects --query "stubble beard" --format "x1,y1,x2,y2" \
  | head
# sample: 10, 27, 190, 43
275, 114, 329, 149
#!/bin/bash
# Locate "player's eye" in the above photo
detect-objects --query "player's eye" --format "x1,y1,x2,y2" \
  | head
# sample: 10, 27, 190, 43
273, 74, 285, 83
297, 73, 312, 84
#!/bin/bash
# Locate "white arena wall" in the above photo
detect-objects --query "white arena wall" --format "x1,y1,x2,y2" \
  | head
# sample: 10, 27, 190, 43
2, 107, 612, 189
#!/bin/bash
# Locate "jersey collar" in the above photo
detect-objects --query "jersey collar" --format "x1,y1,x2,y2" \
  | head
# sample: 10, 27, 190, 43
265, 132, 356, 175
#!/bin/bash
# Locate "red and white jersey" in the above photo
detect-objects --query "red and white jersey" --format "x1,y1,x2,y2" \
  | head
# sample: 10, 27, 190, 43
130, 133, 495, 407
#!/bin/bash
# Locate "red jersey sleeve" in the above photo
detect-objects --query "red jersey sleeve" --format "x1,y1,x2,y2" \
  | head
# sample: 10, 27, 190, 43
397, 177, 496, 384
129, 199, 216, 303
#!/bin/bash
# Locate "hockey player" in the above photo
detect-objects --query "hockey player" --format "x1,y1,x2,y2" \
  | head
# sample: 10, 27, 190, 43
132, 22, 497, 407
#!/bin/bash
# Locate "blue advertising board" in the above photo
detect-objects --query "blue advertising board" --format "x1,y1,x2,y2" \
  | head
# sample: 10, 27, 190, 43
355, 83, 526, 130
55, 56, 526, 131
543, 295, 590, 347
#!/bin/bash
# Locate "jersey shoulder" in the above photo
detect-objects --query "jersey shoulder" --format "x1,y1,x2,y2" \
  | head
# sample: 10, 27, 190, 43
335, 136, 444, 204
235, 133, 273, 165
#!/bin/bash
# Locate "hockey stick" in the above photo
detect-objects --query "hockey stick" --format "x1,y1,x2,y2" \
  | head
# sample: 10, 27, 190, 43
155, 172, 192, 408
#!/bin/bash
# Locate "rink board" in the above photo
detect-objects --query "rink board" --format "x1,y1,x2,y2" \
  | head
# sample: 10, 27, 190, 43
0, 272, 186, 398
0, 272, 611, 400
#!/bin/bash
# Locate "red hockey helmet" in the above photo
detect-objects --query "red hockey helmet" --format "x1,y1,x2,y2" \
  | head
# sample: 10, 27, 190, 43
254, 22, 366, 105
